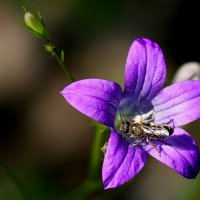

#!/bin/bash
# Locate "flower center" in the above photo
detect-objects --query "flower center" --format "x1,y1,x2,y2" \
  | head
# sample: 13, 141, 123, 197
115, 109, 155, 133
115, 105, 174, 156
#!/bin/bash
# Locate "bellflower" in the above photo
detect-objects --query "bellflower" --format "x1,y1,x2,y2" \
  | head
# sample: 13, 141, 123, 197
61, 38, 200, 189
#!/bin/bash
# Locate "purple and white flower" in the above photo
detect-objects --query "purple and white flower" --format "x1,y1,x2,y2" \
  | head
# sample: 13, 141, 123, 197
61, 38, 200, 189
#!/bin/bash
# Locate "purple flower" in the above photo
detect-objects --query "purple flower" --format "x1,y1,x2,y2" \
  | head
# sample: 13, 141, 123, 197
61, 38, 200, 189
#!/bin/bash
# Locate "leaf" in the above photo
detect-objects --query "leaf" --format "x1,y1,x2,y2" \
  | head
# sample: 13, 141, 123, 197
61, 50, 64, 62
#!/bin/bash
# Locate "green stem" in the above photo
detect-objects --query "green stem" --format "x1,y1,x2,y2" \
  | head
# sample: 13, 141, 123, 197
45, 40, 109, 199
0, 162, 32, 200
60, 123, 108, 200
61, 179, 102, 200
52, 48, 76, 82
44, 41, 76, 82
88, 123, 108, 181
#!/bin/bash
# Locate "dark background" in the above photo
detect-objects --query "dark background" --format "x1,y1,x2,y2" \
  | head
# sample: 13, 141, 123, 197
0, 0, 199, 199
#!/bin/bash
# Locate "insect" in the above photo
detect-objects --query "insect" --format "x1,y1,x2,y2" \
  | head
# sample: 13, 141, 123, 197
119, 110, 174, 155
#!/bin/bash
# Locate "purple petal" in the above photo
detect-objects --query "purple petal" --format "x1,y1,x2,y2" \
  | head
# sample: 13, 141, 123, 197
144, 128, 200, 178
61, 79, 122, 127
102, 130, 147, 189
124, 38, 166, 102
152, 80, 200, 126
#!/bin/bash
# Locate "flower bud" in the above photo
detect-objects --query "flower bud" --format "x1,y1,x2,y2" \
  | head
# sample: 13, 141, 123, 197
23, 8, 49, 40
172, 62, 200, 83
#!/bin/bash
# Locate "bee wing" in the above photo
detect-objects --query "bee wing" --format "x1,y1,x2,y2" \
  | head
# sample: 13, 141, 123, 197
154, 127, 171, 138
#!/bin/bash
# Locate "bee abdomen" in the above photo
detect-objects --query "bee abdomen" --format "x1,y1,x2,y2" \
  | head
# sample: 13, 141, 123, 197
164, 125, 174, 135
154, 128, 171, 138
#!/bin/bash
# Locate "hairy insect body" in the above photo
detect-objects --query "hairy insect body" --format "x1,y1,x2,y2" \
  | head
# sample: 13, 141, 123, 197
142, 122, 173, 138
119, 118, 174, 155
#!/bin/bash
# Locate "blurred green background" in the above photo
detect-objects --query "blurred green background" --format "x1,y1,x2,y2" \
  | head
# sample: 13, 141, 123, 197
0, 0, 200, 199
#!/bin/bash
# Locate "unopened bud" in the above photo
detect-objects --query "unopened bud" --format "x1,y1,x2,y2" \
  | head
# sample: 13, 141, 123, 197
23, 8, 49, 40
172, 62, 200, 83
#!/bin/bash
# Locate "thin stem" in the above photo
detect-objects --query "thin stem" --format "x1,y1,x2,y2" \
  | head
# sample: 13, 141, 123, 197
59, 123, 108, 200
61, 179, 102, 200
52, 48, 76, 82
45, 41, 76, 82
88, 123, 108, 181
0, 162, 32, 200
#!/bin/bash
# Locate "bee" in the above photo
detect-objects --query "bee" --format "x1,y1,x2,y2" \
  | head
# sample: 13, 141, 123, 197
119, 110, 174, 155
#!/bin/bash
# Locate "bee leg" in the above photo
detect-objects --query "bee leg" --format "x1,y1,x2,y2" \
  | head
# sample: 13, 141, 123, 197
124, 133, 134, 140
131, 136, 145, 147
140, 109, 156, 124
151, 109, 156, 121
146, 109, 156, 123
146, 137, 161, 156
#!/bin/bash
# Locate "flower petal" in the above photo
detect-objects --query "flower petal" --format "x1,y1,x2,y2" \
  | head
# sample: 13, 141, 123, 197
61, 79, 122, 127
102, 130, 147, 189
152, 80, 200, 126
124, 38, 166, 102
144, 128, 200, 178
